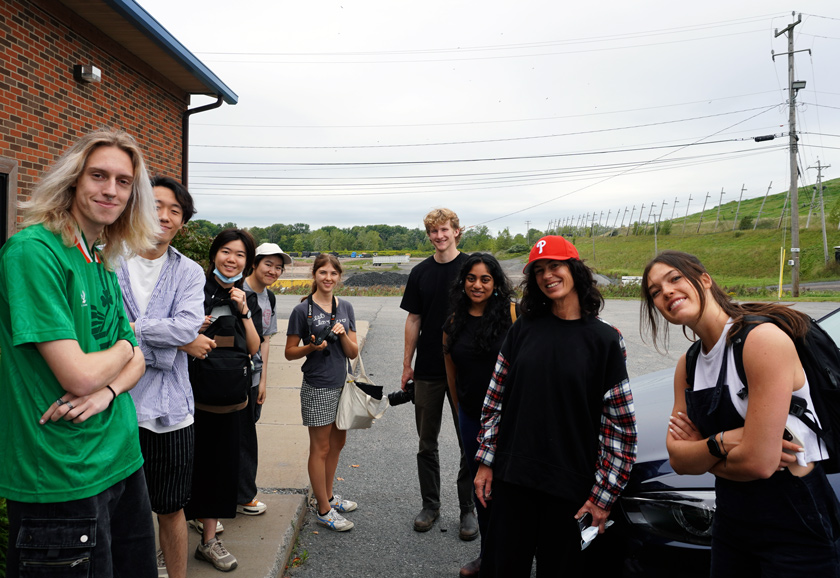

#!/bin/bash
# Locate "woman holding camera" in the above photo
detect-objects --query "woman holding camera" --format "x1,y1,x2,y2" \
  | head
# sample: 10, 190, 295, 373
443, 253, 516, 577
641, 250, 840, 576
285, 254, 359, 532
473, 236, 636, 577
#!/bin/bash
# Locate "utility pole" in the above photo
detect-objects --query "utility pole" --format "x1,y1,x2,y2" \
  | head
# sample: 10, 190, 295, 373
773, 11, 806, 296
525, 220, 531, 246
733, 184, 746, 231
646, 203, 656, 235
658, 199, 667, 223
754, 181, 772, 230
806, 185, 818, 228
625, 205, 635, 235
637, 203, 646, 236
670, 197, 679, 222
683, 194, 693, 234
713, 188, 725, 232
612, 208, 621, 229
808, 160, 831, 264
778, 193, 789, 229
619, 206, 628, 229
591, 214, 596, 261
697, 192, 710, 233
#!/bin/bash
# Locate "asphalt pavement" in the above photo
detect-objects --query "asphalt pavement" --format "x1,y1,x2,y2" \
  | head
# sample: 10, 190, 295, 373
181, 296, 839, 578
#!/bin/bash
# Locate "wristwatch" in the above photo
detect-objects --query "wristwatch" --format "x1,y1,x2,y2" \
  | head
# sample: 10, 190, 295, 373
707, 434, 725, 458
239, 310, 251, 320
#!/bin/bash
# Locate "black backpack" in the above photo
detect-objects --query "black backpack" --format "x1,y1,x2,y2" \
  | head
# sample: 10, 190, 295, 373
685, 314, 840, 473
188, 297, 252, 406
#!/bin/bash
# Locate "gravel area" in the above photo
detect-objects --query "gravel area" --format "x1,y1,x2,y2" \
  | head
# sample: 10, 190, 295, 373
343, 271, 410, 287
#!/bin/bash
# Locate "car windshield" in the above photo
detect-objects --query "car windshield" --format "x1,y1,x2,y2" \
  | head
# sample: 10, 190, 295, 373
819, 309, 840, 343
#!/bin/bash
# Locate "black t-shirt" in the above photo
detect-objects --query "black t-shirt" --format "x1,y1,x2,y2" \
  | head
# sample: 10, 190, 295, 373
493, 314, 627, 500
400, 252, 467, 379
446, 313, 507, 419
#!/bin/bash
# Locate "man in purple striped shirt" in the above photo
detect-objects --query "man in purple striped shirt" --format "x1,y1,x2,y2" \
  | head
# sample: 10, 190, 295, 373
117, 176, 211, 578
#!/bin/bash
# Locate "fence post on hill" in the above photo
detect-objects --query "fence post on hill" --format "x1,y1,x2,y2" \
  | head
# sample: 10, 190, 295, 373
697, 192, 710, 233
714, 188, 725, 232
625, 206, 635, 236
733, 184, 746, 231
683, 194, 692, 234
778, 193, 789, 229
754, 181, 772, 230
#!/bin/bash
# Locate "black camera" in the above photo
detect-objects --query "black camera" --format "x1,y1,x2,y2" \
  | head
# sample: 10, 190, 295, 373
304, 325, 339, 346
388, 379, 415, 406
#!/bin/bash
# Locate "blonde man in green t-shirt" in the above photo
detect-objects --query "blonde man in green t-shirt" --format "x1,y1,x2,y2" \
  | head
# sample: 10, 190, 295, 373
0, 129, 160, 578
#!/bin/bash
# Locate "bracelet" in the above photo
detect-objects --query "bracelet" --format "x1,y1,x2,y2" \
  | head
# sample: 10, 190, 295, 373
719, 430, 728, 456
105, 385, 117, 405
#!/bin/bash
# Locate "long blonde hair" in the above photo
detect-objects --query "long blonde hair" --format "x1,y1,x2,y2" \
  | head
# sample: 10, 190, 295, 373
20, 128, 159, 266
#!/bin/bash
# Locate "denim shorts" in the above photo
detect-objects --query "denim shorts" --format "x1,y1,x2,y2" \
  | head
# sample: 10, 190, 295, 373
7, 468, 156, 578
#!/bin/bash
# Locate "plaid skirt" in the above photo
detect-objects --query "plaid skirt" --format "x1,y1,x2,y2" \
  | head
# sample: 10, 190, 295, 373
300, 377, 343, 427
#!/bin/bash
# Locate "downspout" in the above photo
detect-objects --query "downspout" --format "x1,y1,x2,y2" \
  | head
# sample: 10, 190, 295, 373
181, 95, 224, 186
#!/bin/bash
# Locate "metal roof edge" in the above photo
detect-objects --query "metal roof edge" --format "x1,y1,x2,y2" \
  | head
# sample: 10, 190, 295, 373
105, 0, 239, 104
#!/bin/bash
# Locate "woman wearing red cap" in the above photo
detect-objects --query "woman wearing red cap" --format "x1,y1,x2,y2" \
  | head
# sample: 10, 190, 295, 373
473, 235, 637, 577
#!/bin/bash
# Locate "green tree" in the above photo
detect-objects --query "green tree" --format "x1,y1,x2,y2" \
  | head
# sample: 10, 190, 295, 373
495, 227, 513, 252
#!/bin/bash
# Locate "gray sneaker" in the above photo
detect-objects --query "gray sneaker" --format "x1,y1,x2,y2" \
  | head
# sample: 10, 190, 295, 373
195, 537, 238, 572
157, 550, 168, 578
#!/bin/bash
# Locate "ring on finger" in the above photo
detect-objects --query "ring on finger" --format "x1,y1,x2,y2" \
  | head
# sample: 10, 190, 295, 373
66, 402, 75, 410
56, 398, 65, 406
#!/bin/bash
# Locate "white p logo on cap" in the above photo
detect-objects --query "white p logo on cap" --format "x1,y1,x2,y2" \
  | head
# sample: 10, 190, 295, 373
536, 240, 547, 254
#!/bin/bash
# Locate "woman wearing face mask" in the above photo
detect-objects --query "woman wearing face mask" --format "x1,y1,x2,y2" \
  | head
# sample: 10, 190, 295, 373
285, 254, 359, 532
641, 250, 840, 577
443, 253, 516, 577
186, 228, 261, 572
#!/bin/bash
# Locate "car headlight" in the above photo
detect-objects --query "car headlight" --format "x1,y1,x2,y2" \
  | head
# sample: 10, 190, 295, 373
621, 491, 715, 546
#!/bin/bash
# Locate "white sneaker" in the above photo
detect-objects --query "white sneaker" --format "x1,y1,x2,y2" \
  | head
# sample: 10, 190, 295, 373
329, 494, 357, 513
237, 498, 267, 515
156, 549, 168, 578
316, 507, 354, 532
188, 518, 224, 535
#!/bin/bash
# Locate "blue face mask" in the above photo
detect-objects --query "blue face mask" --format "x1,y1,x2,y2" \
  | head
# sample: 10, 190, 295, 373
213, 267, 243, 284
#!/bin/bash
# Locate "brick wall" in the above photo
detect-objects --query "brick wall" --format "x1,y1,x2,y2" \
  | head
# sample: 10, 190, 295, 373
0, 0, 189, 232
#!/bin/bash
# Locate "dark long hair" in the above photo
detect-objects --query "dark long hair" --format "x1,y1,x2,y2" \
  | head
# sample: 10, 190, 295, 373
640, 250, 810, 351
205, 228, 257, 287
444, 253, 515, 354
520, 258, 603, 318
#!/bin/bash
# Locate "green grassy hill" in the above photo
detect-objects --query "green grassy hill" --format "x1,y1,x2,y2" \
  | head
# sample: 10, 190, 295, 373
567, 177, 840, 286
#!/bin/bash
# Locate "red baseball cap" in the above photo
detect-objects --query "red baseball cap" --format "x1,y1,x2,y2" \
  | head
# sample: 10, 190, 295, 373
523, 235, 579, 274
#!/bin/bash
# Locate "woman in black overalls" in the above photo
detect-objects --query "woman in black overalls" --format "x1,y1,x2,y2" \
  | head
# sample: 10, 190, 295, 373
641, 250, 840, 577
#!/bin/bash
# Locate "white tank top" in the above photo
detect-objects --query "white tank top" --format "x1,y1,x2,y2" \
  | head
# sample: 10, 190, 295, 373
694, 319, 827, 466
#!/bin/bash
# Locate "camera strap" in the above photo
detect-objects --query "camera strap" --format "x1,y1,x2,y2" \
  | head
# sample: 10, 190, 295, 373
306, 294, 337, 338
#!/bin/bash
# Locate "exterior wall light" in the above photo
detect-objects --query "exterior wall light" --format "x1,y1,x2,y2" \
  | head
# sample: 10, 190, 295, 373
73, 65, 102, 83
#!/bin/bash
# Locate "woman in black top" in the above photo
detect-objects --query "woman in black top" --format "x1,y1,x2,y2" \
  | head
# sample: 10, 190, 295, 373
443, 253, 515, 577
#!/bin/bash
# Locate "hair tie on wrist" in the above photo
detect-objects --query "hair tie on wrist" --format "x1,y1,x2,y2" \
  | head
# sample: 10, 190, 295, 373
106, 385, 117, 405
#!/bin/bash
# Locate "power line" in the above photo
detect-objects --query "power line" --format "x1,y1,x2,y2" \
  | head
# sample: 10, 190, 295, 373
191, 106, 783, 150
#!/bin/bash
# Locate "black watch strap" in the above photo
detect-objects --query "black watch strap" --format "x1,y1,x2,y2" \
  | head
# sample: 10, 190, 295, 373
239, 310, 251, 319
707, 434, 725, 458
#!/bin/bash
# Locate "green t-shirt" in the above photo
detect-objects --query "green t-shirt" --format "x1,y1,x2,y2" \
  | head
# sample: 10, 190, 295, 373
0, 224, 143, 502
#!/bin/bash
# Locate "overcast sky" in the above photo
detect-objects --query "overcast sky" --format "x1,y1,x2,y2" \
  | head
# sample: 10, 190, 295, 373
135, 1, 840, 236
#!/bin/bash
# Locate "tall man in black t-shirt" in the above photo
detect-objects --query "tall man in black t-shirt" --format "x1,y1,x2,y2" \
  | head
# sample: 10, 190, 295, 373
400, 208, 477, 540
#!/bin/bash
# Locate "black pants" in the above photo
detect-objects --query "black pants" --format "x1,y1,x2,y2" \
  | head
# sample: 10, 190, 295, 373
7, 468, 156, 578
480, 480, 580, 578
711, 464, 840, 577
237, 382, 261, 504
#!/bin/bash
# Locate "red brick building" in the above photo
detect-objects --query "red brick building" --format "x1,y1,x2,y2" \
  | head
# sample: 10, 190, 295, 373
0, 0, 237, 245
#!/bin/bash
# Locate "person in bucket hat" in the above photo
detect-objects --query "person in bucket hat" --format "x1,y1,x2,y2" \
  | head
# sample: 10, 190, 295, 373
473, 235, 637, 577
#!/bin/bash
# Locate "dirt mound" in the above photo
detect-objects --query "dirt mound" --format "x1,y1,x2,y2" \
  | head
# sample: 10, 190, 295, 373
343, 271, 409, 287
